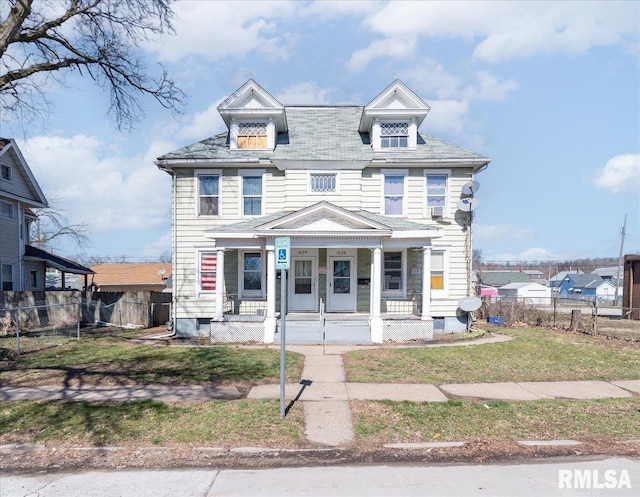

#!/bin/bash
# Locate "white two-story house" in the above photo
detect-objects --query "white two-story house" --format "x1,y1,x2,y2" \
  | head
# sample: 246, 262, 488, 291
156, 80, 491, 343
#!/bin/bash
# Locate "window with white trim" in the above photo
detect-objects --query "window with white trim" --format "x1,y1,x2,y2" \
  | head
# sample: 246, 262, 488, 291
1, 164, 11, 181
309, 173, 337, 193
197, 173, 219, 216
431, 250, 446, 292
383, 251, 405, 295
380, 122, 409, 148
0, 199, 14, 219
383, 172, 405, 216
426, 174, 447, 214
242, 175, 263, 216
241, 251, 264, 297
199, 253, 217, 293
237, 122, 267, 150
1, 264, 13, 291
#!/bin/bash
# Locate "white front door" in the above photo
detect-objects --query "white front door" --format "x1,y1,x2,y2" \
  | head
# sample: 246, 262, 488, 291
327, 254, 356, 312
289, 256, 318, 311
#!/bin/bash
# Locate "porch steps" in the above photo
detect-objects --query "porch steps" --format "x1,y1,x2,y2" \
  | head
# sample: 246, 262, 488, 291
274, 319, 371, 345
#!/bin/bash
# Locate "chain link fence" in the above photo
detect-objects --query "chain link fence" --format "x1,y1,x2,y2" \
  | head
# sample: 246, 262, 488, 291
477, 296, 640, 341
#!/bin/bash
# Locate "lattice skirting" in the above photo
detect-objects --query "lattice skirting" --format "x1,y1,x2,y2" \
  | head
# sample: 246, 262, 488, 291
210, 321, 265, 343
383, 320, 434, 342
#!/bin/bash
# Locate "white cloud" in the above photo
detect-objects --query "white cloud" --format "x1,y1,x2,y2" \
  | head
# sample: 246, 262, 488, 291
484, 247, 561, 262
593, 154, 640, 193
276, 81, 336, 105
147, 1, 298, 63
347, 36, 416, 72
421, 99, 469, 135
474, 224, 535, 246
175, 100, 227, 141
464, 71, 518, 101
356, 1, 638, 66
21, 135, 170, 233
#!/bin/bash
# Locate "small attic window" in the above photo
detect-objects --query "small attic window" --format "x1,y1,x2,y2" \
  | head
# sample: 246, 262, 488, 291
380, 122, 409, 148
1, 164, 10, 181
238, 122, 267, 149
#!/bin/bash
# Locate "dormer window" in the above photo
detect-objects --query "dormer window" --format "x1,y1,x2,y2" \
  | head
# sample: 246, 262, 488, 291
380, 122, 409, 148
238, 122, 267, 150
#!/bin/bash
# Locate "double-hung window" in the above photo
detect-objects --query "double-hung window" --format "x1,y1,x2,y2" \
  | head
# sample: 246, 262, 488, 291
242, 174, 263, 216
380, 122, 408, 148
382, 170, 406, 216
1, 264, 13, 291
199, 252, 217, 293
426, 173, 448, 216
237, 122, 267, 150
241, 252, 264, 297
197, 172, 220, 216
0, 200, 14, 220
383, 251, 404, 295
431, 250, 446, 292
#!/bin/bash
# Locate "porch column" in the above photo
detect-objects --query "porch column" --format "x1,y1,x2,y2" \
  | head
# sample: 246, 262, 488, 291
214, 249, 225, 320
370, 247, 383, 343
264, 247, 277, 343
421, 246, 432, 320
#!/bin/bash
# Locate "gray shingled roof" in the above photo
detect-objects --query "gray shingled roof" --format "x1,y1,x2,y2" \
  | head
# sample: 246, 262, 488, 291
157, 106, 487, 163
564, 274, 607, 289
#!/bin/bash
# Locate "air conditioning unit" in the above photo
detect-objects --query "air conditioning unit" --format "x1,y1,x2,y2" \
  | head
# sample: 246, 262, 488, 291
430, 206, 445, 218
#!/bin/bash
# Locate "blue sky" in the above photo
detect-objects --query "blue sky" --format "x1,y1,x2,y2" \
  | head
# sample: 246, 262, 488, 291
2, 0, 639, 263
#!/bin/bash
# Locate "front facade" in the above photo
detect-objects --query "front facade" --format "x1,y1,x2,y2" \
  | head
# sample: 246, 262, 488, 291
156, 80, 491, 343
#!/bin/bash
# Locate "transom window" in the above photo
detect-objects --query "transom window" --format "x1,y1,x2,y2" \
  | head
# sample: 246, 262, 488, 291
1, 164, 10, 181
310, 173, 337, 193
383, 174, 405, 215
198, 174, 219, 216
383, 251, 404, 293
380, 122, 408, 148
237, 122, 267, 150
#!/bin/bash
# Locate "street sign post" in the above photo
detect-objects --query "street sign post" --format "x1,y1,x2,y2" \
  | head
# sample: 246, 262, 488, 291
275, 237, 290, 419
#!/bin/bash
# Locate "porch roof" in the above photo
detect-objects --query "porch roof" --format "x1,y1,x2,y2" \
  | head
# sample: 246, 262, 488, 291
204, 202, 440, 240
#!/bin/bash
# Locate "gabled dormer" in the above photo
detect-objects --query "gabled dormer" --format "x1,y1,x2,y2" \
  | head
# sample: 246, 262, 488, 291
359, 80, 431, 151
217, 79, 287, 151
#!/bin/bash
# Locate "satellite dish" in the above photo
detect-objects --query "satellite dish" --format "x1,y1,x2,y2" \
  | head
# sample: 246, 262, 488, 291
462, 181, 480, 195
457, 197, 481, 212
458, 296, 482, 312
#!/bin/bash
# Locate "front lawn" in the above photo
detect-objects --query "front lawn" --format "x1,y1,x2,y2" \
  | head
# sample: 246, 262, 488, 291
344, 328, 640, 384
0, 337, 303, 388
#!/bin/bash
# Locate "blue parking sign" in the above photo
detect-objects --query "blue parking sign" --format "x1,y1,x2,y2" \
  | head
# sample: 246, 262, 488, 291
275, 237, 290, 270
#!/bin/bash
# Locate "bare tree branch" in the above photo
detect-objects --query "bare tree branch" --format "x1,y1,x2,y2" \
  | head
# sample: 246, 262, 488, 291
0, 0, 184, 130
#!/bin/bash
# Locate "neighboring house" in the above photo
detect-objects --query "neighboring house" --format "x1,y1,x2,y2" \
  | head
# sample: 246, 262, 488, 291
549, 269, 583, 289
498, 282, 551, 304
477, 271, 530, 289
556, 274, 616, 301
155, 80, 491, 343
522, 269, 544, 280
0, 138, 92, 291
90, 263, 172, 292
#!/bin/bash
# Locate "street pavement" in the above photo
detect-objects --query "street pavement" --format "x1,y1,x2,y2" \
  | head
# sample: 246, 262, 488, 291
2, 457, 638, 496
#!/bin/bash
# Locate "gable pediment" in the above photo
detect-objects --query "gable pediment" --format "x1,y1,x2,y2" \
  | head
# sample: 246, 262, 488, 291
359, 80, 430, 132
256, 201, 391, 234
217, 79, 287, 131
